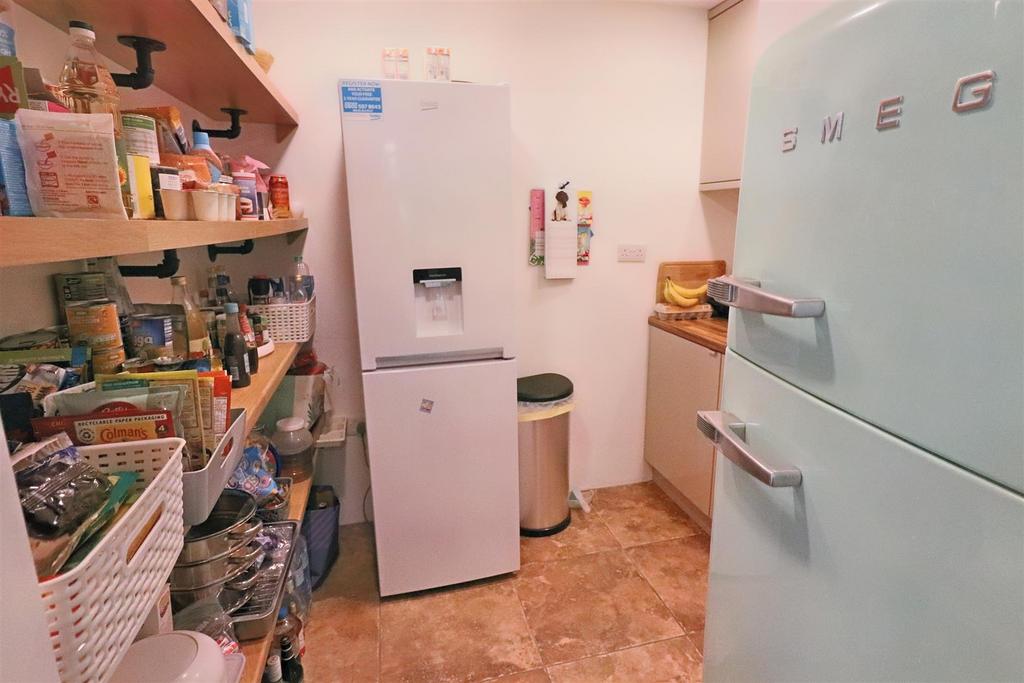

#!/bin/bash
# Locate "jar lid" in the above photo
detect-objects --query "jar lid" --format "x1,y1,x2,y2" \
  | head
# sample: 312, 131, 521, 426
276, 417, 306, 432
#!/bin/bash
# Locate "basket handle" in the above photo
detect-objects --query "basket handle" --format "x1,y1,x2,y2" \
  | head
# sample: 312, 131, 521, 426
218, 437, 235, 462
126, 504, 163, 564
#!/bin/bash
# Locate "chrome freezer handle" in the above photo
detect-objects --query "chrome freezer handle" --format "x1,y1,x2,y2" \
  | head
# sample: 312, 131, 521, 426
697, 411, 802, 488
707, 275, 825, 318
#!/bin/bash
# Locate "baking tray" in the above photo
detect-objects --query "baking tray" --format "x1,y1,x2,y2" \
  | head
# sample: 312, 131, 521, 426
231, 520, 299, 641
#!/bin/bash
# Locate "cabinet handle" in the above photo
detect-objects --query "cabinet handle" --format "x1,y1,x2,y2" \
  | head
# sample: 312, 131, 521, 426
707, 275, 825, 318
697, 410, 802, 487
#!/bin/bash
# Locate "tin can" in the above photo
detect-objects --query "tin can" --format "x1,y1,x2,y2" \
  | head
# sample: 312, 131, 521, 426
92, 345, 127, 374
0, 329, 60, 351
122, 357, 156, 373
129, 315, 175, 358
268, 175, 291, 219
67, 300, 122, 349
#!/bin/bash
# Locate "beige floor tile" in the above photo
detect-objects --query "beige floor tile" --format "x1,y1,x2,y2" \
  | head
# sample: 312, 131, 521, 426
591, 482, 701, 547
627, 535, 710, 633
514, 550, 683, 666
304, 523, 381, 682
305, 597, 380, 682
520, 509, 620, 565
485, 669, 552, 682
315, 523, 380, 600
688, 630, 704, 655
380, 580, 542, 682
546, 637, 703, 683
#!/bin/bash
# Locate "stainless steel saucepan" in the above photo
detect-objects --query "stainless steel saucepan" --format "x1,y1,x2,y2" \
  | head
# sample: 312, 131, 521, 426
178, 490, 262, 564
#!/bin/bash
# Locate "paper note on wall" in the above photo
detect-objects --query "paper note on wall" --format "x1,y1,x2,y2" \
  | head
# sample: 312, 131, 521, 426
529, 189, 545, 265
545, 221, 578, 279
577, 190, 593, 265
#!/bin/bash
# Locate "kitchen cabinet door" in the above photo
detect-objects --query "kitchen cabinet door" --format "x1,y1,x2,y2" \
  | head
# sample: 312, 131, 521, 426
700, 0, 759, 187
644, 327, 722, 516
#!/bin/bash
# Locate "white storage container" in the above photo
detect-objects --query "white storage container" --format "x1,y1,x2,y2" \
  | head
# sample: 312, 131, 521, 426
39, 438, 185, 683
181, 408, 247, 525
249, 294, 316, 343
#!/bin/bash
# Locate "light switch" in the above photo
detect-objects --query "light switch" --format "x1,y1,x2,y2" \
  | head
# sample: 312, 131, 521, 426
617, 244, 646, 262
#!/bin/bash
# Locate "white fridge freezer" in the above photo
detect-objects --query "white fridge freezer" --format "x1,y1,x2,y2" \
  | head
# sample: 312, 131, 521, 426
340, 79, 515, 371
340, 79, 520, 596
702, 1, 1024, 680
362, 359, 519, 597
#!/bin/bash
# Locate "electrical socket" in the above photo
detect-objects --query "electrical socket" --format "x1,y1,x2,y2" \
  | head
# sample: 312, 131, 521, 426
617, 244, 647, 262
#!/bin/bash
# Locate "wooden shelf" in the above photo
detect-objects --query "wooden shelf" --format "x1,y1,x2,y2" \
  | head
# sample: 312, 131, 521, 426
232, 341, 301, 433
18, 0, 298, 127
237, 473, 313, 683
0, 217, 308, 267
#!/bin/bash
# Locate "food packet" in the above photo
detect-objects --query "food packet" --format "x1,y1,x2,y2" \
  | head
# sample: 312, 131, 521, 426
13, 433, 112, 578
1, 362, 67, 409
15, 109, 127, 219
46, 385, 184, 423
227, 444, 281, 503
59, 471, 138, 572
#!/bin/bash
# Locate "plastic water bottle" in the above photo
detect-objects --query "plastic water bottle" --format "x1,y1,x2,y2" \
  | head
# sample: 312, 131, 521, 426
292, 256, 314, 299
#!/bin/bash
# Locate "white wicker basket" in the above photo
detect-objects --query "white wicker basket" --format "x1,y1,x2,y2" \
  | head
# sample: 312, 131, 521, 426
39, 438, 185, 683
249, 294, 316, 343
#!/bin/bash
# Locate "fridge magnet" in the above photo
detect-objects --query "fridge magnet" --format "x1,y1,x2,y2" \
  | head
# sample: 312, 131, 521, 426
529, 188, 545, 265
419, 398, 434, 414
577, 190, 593, 265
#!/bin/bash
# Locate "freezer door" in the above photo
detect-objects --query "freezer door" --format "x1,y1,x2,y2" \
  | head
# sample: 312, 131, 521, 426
729, 0, 1023, 492
362, 359, 519, 596
341, 80, 515, 369
704, 352, 1024, 683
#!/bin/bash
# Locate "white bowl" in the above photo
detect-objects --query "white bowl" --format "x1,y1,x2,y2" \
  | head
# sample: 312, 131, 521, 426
161, 189, 191, 220
192, 190, 221, 221
110, 631, 228, 683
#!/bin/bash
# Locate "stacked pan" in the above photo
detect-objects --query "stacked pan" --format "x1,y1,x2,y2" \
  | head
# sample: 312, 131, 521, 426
171, 490, 264, 613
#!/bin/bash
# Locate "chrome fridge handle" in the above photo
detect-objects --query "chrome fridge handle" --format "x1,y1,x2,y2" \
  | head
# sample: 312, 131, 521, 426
707, 275, 825, 318
697, 411, 802, 488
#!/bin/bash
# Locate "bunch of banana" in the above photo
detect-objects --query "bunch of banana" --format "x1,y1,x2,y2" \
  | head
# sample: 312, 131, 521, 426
662, 277, 707, 308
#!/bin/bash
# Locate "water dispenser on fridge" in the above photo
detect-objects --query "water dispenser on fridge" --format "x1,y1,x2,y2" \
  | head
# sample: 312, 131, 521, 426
414, 267, 464, 337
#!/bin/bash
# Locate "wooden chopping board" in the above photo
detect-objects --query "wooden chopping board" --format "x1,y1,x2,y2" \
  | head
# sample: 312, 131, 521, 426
655, 260, 727, 304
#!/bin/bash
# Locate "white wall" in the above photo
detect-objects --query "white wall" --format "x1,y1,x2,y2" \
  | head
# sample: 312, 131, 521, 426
2, 2, 724, 514
251, 0, 718, 491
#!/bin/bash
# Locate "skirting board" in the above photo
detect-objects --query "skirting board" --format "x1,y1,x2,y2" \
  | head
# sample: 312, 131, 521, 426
651, 469, 711, 535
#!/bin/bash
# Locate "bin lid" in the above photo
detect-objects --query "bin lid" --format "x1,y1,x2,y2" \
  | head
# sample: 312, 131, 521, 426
517, 373, 573, 402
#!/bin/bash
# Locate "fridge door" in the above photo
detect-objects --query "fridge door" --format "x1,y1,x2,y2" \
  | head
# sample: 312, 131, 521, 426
341, 80, 515, 370
704, 351, 1024, 683
362, 359, 519, 596
728, 0, 1023, 492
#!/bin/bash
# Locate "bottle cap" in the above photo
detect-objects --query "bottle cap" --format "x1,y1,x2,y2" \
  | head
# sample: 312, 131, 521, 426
278, 606, 288, 619
171, 275, 186, 285
69, 20, 94, 31
193, 131, 212, 148
224, 302, 239, 313
293, 255, 303, 262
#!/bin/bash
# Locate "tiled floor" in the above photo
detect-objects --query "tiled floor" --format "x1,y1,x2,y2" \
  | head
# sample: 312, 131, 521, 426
303, 482, 709, 682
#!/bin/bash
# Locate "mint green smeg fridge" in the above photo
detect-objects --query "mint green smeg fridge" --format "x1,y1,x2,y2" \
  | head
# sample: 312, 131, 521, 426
699, 2, 1024, 680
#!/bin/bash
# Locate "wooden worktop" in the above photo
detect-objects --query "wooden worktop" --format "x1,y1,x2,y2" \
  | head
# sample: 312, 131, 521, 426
648, 316, 728, 354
